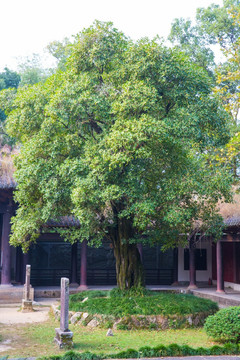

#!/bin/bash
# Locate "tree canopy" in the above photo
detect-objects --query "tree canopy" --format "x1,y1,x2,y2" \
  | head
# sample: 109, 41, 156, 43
3, 21, 232, 289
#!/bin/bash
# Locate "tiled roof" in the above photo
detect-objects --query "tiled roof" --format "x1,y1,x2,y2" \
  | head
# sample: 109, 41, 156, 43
224, 216, 240, 228
0, 146, 17, 189
0, 175, 16, 189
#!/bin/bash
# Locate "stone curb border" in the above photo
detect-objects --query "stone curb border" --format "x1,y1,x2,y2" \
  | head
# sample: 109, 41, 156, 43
51, 304, 214, 330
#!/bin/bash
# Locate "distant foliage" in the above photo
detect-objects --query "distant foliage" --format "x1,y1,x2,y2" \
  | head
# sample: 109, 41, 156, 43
204, 306, 240, 343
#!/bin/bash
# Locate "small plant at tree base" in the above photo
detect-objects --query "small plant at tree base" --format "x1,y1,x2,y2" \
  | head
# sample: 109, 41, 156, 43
109, 287, 150, 298
149, 323, 157, 330
204, 306, 240, 343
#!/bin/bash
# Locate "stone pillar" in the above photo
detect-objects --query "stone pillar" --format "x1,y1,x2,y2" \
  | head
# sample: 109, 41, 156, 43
0, 207, 12, 287
55, 277, 73, 349
188, 239, 197, 290
70, 242, 78, 287
216, 240, 224, 293
78, 240, 87, 290
22, 264, 34, 311
22, 252, 29, 284
172, 247, 179, 285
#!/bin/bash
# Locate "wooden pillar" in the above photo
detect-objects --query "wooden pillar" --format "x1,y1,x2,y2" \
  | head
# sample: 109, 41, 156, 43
0, 207, 12, 286
78, 240, 87, 290
188, 239, 197, 289
70, 242, 78, 287
216, 240, 225, 293
15, 247, 23, 284
172, 247, 179, 285
233, 242, 237, 284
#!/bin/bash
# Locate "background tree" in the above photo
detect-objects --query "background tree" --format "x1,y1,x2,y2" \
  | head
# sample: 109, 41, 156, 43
196, 0, 240, 49
169, 0, 240, 180
17, 53, 51, 86
168, 18, 215, 75
0, 68, 20, 145
46, 37, 72, 71
4, 21, 232, 290
213, 3, 240, 180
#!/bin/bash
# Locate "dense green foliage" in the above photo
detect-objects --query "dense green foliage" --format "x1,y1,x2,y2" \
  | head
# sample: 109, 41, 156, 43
2, 21, 232, 288
39, 342, 240, 360
204, 306, 240, 343
69, 290, 218, 317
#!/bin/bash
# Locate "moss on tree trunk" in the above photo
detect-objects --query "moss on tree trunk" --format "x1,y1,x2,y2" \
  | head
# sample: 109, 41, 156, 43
110, 201, 144, 290
113, 239, 144, 290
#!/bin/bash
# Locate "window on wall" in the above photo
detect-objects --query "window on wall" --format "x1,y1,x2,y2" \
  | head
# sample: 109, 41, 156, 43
184, 249, 207, 271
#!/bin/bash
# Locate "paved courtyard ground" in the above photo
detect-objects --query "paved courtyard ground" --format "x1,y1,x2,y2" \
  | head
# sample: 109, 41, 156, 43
0, 300, 56, 353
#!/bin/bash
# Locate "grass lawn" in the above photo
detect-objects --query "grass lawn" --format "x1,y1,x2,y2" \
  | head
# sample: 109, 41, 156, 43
0, 315, 217, 358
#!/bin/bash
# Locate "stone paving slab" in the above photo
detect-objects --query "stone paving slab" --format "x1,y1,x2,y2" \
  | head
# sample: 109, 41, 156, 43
191, 288, 240, 307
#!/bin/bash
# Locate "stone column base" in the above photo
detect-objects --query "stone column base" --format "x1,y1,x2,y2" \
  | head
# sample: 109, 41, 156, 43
22, 299, 33, 312
54, 328, 73, 349
78, 284, 88, 291
187, 284, 198, 290
216, 289, 225, 293
0, 284, 13, 288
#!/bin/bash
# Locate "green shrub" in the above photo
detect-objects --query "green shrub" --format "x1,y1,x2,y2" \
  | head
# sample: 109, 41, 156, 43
149, 322, 157, 330
116, 323, 129, 330
204, 306, 240, 343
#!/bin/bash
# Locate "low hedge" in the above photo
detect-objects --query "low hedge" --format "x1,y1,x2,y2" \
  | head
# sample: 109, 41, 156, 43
204, 306, 240, 343
39, 343, 240, 360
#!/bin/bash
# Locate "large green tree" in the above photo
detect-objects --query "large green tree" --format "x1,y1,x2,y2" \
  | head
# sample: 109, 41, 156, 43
4, 21, 232, 289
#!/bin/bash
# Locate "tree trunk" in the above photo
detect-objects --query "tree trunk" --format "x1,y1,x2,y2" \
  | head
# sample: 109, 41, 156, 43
113, 239, 144, 290
110, 201, 145, 290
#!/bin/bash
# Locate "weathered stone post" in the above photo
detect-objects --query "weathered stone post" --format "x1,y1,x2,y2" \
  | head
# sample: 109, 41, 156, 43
54, 277, 73, 349
22, 264, 34, 311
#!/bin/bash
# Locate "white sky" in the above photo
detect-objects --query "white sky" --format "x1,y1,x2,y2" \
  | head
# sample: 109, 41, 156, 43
0, 0, 223, 72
